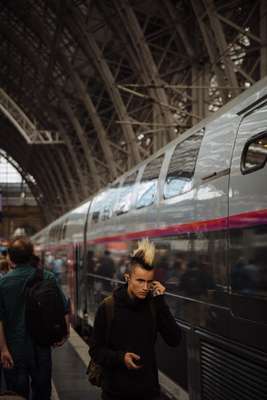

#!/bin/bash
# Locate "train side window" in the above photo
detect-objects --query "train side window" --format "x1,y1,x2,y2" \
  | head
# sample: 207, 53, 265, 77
241, 131, 267, 174
64, 202, 89, 240
164, 129, 205, 199
55, 224, 60, 241
136, 155, 164, 209
58, 223, 63, 241
114, 171, 138, 216
101, 183, 119, 221
90, 192, 106, 224
49, 226, 56, 243
62, 219, 68, 240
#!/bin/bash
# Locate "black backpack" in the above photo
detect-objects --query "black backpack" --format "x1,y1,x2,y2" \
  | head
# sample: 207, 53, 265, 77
24, 268, 67, 346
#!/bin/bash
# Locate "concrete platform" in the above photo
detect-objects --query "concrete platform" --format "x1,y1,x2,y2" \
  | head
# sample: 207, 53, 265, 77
52, 328, 101, 400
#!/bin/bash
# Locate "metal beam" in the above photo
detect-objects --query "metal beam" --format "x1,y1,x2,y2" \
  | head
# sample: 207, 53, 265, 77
0, 88, 64, 145
191, 0, 230, 102
7, 4, 119, 190
56, 150, 80, 206
110, 0, 176, 142
13, 4, 118, 183
162, 0, 195, 59
49, 110, 89, 200
57, 90, 101, 191
203, 0, 240, 95
0, 149, 47, 221
54, 0, 141, 165
43, 146, 72, 213
0, 17, 88, 205
63, 62, 119, 180
0, 66, 75, 213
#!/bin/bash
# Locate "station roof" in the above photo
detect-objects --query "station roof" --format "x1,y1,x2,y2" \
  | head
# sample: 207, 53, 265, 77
0, 0, 265, 222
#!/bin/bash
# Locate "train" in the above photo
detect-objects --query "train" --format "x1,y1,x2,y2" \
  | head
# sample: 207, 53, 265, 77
32, 76, 267, 400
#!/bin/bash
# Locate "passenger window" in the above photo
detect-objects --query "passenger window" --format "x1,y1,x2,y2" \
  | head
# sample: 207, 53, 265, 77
49, 226, 57, 243
101, 184, 119, 221
62, 219, 68, 240
114, 171, 138, 215
90, 192, 106, 224
164, 129, 204, 199
241, 132, 267, 174
64, 203, 89, 239
58, 224, 63, 240
136, 155, 164, 209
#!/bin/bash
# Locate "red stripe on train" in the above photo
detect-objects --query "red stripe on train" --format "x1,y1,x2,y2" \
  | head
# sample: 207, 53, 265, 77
90, 208, 267, 244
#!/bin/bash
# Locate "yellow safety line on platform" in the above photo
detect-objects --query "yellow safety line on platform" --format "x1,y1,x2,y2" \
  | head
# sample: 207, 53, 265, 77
68, 326, 90, 366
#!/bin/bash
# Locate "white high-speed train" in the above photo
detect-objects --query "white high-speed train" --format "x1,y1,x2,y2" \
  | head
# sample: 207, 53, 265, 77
33, 77, 267, 400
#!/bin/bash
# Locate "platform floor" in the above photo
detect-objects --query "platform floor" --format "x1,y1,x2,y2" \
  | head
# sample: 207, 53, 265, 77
52, 328, 101, 400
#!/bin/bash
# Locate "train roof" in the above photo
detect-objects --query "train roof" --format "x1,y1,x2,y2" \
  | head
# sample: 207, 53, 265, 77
33, 75, 267, 236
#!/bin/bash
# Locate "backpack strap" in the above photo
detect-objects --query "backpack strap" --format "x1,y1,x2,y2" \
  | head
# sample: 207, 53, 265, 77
149, 300, 157, 339
103, 295, 114, 344
22, 268, 43, 296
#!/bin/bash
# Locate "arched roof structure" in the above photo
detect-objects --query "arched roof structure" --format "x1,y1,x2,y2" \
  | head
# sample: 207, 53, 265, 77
0, 0, 266, 223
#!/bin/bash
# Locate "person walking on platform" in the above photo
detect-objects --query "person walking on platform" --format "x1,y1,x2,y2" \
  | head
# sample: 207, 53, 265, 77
89, 239, 181, 400
0, 237, 70, 400
0, 258, 11, 277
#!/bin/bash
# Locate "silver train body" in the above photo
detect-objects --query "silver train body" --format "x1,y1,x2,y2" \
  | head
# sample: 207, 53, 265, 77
33, 77, 267, 400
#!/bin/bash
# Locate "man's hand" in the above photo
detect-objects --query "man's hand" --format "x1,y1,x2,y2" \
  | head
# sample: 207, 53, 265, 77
151, 281, 166, 296
1, 347, 14, 369
124, 352, 142, 370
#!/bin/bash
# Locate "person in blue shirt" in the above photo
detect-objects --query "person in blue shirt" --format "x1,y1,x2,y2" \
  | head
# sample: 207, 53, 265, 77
0, 237, 70, 400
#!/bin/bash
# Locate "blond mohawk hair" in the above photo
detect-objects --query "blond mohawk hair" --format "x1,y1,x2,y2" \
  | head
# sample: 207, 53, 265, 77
131, 238, 155, 269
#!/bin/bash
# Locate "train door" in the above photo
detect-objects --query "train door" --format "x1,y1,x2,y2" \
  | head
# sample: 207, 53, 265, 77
190, 118, 239, 400
229, 102, 267, 343
74, 242, 85, 323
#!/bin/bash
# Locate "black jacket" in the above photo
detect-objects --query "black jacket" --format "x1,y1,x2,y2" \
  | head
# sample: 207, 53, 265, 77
89, 285, 181, 400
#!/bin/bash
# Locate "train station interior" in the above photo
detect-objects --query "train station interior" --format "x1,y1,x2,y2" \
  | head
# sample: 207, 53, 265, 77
0, 1, 267, 400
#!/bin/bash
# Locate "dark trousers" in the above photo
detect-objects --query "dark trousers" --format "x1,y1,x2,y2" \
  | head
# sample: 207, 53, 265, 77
3, 346, 51, 400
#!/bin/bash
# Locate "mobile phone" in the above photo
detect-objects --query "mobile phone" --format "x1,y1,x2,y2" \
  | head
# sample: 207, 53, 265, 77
135, 357, 143, 367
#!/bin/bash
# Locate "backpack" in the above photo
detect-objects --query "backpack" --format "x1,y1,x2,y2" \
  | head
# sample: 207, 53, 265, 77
24, 268, 67, 346
87, 294, 156, 387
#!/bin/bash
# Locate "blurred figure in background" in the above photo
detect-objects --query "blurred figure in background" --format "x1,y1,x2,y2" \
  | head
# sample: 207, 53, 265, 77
87, 250, 96, 274
97, 250, 115, 278
97, 250, 115, 292
0, 259, 10, 277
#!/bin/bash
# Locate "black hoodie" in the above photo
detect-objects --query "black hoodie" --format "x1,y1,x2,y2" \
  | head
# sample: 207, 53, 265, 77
89, 285, 181, 400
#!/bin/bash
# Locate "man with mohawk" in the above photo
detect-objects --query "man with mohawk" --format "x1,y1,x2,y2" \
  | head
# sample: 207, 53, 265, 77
90, 239, 181, 400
